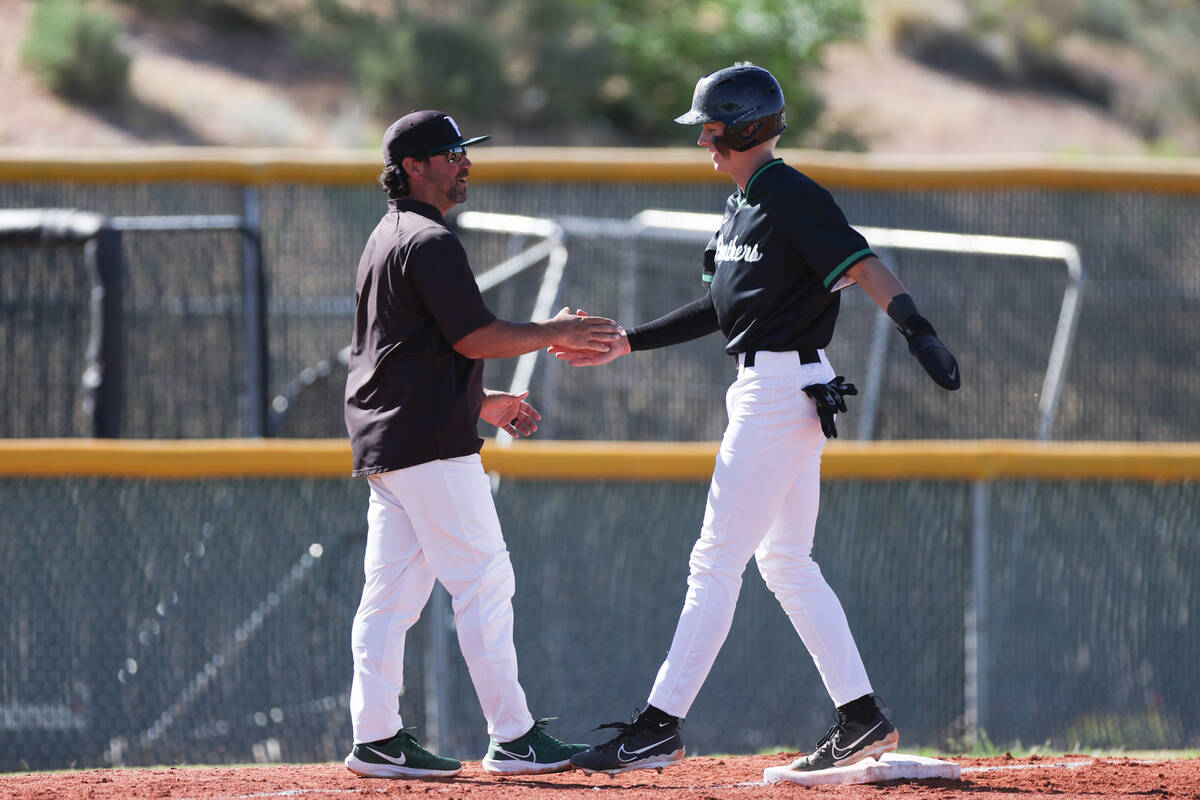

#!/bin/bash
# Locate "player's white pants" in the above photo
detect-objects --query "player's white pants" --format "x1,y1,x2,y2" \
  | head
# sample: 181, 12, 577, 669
349, 454, 534, 744
647, 350, 874, 718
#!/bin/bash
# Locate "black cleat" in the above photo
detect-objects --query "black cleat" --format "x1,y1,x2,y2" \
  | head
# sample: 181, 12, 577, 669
789, 709, 899, 772
570, 709, 685, 776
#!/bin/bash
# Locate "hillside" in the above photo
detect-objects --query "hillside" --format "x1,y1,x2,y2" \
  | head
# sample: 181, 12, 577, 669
810, 38, 1151, 155
0, 0, 366, 148
0, 0, 1193, 156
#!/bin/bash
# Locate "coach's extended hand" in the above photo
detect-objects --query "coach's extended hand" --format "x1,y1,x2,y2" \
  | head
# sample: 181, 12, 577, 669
803, 376, 857, 439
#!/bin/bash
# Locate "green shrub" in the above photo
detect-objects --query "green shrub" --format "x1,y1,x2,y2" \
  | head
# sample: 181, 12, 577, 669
21, 0, 131, 105
114, 0, 274, 32
567, 0, 862, 143
355, 19, 509, 124
317, 0, 862, 146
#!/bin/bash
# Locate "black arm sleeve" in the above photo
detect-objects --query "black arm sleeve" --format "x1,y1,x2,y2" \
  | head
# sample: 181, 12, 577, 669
625, 293, 720, 351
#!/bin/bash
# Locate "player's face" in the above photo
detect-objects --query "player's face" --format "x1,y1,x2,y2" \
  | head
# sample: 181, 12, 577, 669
698, 122, 732, 173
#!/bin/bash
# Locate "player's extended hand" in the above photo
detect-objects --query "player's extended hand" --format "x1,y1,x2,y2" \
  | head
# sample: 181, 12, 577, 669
803, 376, 858, 438
548, 307, 621, 352
896, 316, 961, 390
480, 389, 541, 437
547, 310, 630, 366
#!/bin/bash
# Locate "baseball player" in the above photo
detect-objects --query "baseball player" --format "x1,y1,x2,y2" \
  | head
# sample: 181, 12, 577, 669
553, 64, 959, 776
343, 110, 620, 779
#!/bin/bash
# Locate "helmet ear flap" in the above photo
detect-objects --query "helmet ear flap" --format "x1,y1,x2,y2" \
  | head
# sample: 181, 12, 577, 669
722, 110, 786, 152
734, 118, 763, 146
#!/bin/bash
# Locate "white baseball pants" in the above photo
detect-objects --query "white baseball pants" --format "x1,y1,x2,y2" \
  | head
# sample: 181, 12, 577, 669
349, 454, 534, 744
647, 350, 874, 718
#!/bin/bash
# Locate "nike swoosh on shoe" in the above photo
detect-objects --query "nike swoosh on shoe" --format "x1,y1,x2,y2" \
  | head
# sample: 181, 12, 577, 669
617, 736, 675, 762
496, 745, 535, 761
362, 745, 406, 766
830, 721, 883, 761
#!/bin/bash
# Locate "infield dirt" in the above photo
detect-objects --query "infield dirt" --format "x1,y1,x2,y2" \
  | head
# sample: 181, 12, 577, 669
2, 753, 1199, 800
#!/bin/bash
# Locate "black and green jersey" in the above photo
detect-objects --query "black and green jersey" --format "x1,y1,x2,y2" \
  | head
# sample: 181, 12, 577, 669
702, 159, 873, 354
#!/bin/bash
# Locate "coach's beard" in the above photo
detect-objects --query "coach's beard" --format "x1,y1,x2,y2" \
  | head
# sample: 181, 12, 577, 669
448, 174, 469, 204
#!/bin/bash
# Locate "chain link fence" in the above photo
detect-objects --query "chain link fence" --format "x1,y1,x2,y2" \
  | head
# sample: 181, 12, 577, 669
0, 473, 1196, 771
1, 156, 1198, 770
1, 165, 1198, 441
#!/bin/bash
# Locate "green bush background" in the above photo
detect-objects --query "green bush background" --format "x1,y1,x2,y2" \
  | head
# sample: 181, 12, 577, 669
21, 0, 130, 105
16, 0, 1200, 150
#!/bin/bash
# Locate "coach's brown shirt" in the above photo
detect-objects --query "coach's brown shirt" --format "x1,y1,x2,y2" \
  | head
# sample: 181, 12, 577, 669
344, 198, 495, 476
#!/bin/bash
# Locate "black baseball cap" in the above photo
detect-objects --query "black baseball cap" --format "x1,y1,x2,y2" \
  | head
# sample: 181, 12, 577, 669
382, 110, 491, 167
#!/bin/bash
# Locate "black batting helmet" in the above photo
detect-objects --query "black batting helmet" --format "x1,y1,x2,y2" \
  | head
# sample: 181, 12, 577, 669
674, 64, 787, 151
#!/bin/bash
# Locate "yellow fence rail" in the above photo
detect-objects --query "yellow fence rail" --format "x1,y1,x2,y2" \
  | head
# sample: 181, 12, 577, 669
2, 439, 1199, 481
3, 147, 1200, 192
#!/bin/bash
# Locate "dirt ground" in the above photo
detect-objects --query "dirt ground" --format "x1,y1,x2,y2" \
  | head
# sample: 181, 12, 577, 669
2, 753, 1199, 800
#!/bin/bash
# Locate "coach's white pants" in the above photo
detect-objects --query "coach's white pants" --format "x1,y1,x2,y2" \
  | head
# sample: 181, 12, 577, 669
647, 350, 874, 718
349, 454, 534, 744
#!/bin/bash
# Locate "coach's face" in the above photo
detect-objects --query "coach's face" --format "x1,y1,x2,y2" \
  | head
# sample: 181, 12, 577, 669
427, 150, 472, 207
404, 150, 473, 214
698, 121, 731, 172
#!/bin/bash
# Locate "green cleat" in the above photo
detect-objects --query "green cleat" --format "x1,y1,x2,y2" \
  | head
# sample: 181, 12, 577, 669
482, 718, 588, 775
345, 729, 461, 779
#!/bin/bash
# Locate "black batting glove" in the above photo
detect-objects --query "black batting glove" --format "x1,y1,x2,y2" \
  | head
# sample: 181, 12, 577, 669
887, 294, 961, 391
803, 376, 857, 439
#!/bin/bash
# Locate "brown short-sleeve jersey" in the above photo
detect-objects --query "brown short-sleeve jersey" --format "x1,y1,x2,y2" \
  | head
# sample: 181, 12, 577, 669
344, 198, 496, 475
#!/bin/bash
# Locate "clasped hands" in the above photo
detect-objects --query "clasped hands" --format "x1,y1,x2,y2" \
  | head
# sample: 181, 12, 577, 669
547, 309, 630, 366
481, 309, 621, 438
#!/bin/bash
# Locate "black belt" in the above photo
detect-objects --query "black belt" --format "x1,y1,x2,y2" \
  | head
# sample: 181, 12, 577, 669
740, 349, 820, 368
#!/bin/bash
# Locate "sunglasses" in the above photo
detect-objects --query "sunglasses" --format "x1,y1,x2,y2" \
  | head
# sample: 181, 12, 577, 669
440, 146, 467, 164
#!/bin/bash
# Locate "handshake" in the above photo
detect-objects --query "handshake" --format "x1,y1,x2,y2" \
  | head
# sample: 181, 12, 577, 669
544, 308, 630, 366
476, 308, 624, 440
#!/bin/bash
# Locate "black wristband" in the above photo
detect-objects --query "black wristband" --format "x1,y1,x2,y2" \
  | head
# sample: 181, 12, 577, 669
885, 293, 920, 327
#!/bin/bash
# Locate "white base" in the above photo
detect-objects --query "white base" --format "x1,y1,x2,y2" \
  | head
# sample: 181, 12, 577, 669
763, 752, 961, 786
